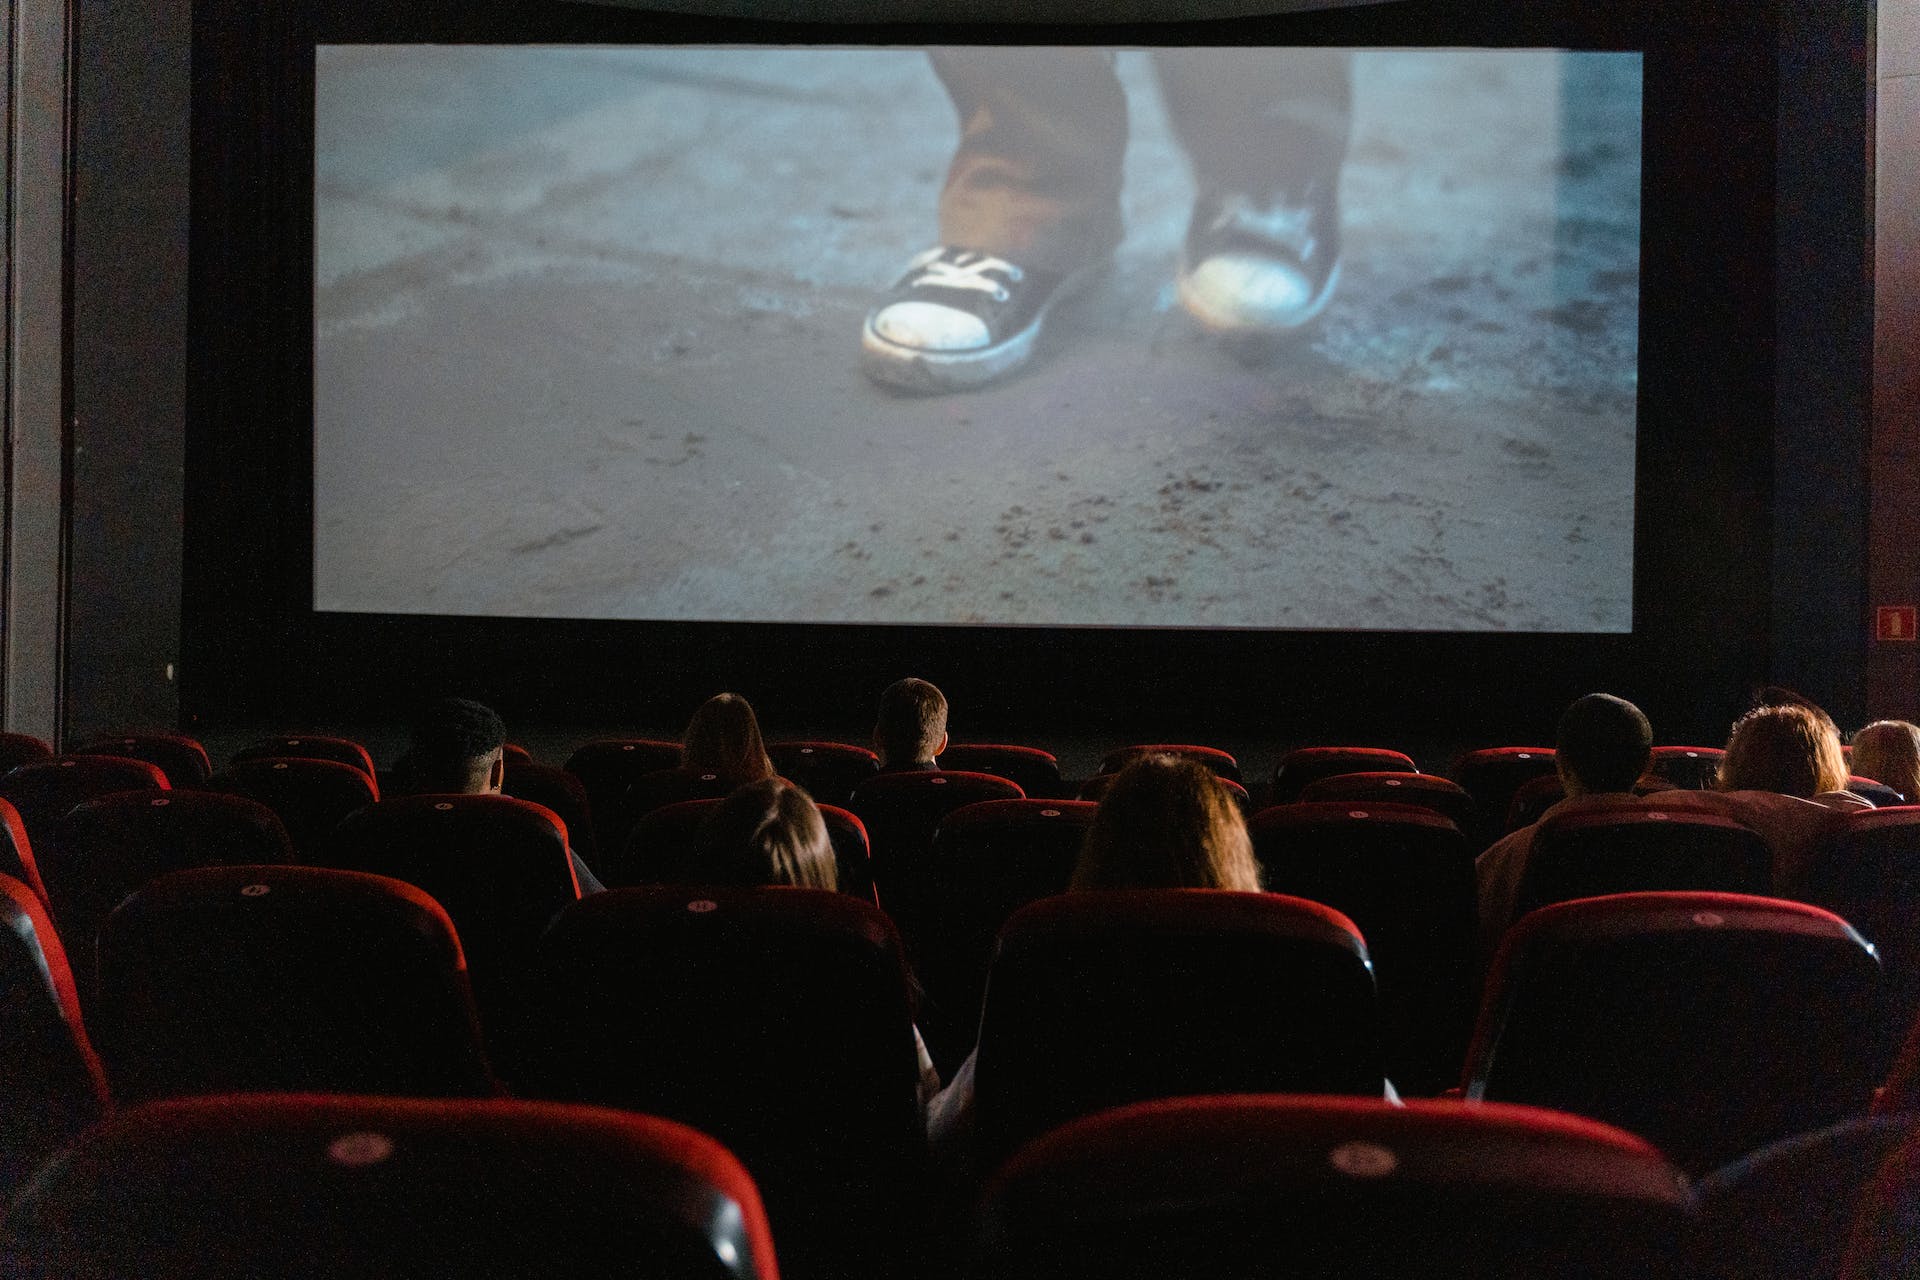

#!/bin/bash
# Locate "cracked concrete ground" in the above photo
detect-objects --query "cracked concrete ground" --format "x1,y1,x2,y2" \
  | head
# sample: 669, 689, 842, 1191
314, 47, 1640, 631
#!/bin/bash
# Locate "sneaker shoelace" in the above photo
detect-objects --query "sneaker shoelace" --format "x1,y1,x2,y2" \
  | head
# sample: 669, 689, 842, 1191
1205, 195, 1319, 258
904, 249, 1025, 302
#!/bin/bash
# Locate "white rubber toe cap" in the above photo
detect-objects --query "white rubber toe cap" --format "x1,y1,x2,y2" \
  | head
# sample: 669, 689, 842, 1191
869, 300, 991, 353
1178, 253, 1336, 334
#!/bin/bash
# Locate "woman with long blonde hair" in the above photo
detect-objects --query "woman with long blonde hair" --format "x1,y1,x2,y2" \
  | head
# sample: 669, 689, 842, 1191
1850, 720, 1920, 803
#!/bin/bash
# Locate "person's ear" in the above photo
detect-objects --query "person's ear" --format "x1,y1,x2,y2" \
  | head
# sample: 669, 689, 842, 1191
937, 732, 950, 757
487, 749, 506, 793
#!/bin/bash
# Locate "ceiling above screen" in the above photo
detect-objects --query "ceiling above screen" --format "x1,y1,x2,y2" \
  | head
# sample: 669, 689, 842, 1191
568, 0, 1394, 21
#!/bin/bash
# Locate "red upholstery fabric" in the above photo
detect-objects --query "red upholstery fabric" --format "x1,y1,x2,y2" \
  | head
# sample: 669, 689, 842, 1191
937, 744, 1063, 798
1270, 746, 1417, 803
1295, 770, 1475, 827
562, 739, 685, 851
231, 733, 376, 779
499, 760, 597, 860
0, 732, 53, 774
0, 1094, 779, 1280
0, 797, 46, 906
74, 733, 213, 788
1101, 743, 1241, 783
765, 741, 879, 808
1513, 805, 1773, 918
1452, 746, 1559, 843
1649, 745, 1725, 790
210, 757, 378, 860
0, 756, 171, 883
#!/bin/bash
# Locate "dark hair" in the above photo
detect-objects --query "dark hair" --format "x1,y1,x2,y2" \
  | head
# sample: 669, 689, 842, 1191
695, 778, 837, 892
406, 697, 507, 793
1554, 693, 1653, 795
1072, 754, 1260, 892
1720, 703, 1849, 796
681, 693, 774, 785
874, 678, 948, 766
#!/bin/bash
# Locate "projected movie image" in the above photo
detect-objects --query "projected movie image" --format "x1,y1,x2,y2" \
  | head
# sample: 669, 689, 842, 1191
315, 47, 1640, 631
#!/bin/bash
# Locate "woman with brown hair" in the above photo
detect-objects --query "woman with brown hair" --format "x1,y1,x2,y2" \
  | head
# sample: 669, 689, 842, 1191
1850, 720, 1920, 804
681, 692, 776, 786
694, 777, 838, 891
1072, 753, 1261, 892
1717, 702, 1852, 798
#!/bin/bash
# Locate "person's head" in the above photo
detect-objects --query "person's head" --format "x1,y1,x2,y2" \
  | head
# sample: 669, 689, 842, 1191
873, 678, 948, 766
681, 692, 774, 784
1849, 720, 1920, 801
695, 778, 838, 892
1072, 754, 1260, 893
1554, 693, 1654, 797
406, 697, 508, 794
1718, 702, 1850, 796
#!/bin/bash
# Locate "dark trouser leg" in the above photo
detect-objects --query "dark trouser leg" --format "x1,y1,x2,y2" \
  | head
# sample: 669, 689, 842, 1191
1151, 48, 1353, 201
930, 48, 1128, 275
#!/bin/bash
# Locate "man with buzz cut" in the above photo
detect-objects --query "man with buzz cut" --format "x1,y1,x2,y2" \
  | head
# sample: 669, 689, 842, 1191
872, 677, 950, 773
400, 696, 605, 893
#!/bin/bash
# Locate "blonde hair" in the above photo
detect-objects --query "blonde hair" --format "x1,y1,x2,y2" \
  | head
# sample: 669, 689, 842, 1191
1850, 721, 1920, 802
1072, 754, 1260, 893
696, 778, 838, 892
1718, 703, 1850, 797
681, 693, 774, 785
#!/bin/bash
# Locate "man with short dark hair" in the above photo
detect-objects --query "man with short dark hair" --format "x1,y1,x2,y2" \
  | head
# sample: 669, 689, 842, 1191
872, 678, 949, 772
401, 697, 604, 892
1474, 692, 1653, 959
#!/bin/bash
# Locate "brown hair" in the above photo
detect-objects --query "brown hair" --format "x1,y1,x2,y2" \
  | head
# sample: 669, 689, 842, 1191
1718, 703, 1850, 797
1850, 720, 1920, 802
874, 678, 948, 766
695, 778, 838, 892
1072, 754, 1261, 893
681, 693, 774, 785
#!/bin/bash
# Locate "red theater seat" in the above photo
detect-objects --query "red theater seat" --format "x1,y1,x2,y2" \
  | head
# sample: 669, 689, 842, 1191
1849, 775, 1906, 807
0, 871, 108, 1200
0, 732, 52, 774
1270, 745, 1416, 804
1511, 805, 1773, 920
1466, 892, 1883, 1174
618, 765, 737, 833
1101, 742, 1241, 783
977, 1096, 1693, 1280
44, 789, 292, 997
766, 740, 879, 807
499, 759, 598, 861
849, 769, 1024, 907
1649, 744, 1725, 790
1798, 807, 1920, 1074
1076, 769, 1253, 812
231, 733, 375, 778
1453, 746, 1559, 843
612, 796, 874, 902
974, 890, 1382, 1165
939, 743, 1063, 798
1249, 802, 1477, 1094
525, 885, 925, 1275
94, 864, 497, 1104
0, 756, 170, 874
562, 738, 682, 850
1692, 1115, 1920, 1280
74, 732, 212, 788
210, 757, 378, 860
912, 798, 1099, 1074
1295, 770, 1476, 827
0, 797, 46, 905
0, 1095, 778, 1280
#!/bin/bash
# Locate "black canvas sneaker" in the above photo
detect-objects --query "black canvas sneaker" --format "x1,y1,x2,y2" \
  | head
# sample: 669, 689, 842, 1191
860, 247, 1090, 392
1176, 183, 1341, 337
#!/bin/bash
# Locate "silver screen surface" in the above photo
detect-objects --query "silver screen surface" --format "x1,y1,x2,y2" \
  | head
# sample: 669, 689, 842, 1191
314, 46, 1640, 631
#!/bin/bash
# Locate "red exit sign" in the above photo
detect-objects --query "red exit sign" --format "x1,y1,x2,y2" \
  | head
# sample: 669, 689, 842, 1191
1879, 606, 1919, 642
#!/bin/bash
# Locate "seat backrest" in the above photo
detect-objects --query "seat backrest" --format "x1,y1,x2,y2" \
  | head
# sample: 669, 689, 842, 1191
1507, 772, 1569, 829
977, 1096, 1693, 1280
231, 733, 375, 778
1270, 746, 1417, 803
0, 871, 108, 1201
1249, 801, 1478, 1094
0, 732, 52, 774
0, 756, 171, 871
0, 1094, 777, 1280
1649, 745, 1725, 790
1514, 806, 1774, 919
1801, 807, 1920, 1075
1075, 770, 1253, 813
74, 733, 213, 788
210, 757, 378, 860
1453, 747, 1559, 843
975, 890, 1381, 1164
1101, 743, 1241, 783
606, 797, 874, 902
1295, 770, 1476, 828
95, 864, 496, 1103
938, 744, 1063, 799
765, 740, 879, 807
0, 797, 46, 905
1467, 892, 1883, 1175
1692, 1115, 1920, 1280
561, 738, 682, 850
616, 766, 736, 838
1849, 776, 1907, 807
500, 760, 598, 861
525, 887, 922, 1169
849, 770, 1025, 901
45, 789, 292, 997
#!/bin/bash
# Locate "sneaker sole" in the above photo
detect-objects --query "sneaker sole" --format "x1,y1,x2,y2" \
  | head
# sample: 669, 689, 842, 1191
1176, 257, 1341, 337
860, 264, 1099, 393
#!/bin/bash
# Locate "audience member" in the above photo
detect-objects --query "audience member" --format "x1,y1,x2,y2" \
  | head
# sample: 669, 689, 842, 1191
1475, 693, 1654, 959
400, 696, 605, 892
681, 692, 776, 786
694, 777, 839, 891
927, 753, 1260, 1157
872, 677, 948, 771
1849, 719, 1920, 804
